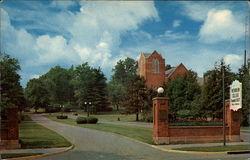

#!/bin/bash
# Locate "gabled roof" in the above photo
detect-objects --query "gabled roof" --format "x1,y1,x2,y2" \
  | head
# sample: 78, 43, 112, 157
165, 67, 177, 78
140, 50, 162, 59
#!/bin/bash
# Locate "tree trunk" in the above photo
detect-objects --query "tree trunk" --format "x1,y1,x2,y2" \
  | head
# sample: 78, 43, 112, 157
136, 113, 139, 121
116, 104, 119, 111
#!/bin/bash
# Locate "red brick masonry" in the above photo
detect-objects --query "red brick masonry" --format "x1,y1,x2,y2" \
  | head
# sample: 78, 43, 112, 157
0, 106, 21, 149
153, 97, 241, 144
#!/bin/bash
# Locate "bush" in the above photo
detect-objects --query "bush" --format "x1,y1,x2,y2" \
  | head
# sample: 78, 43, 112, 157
142, 111, 153, 122
76, 117, 87, 124
56, 115, 68, 119
76, 116, 98, 124
87, 117, 98, 124
63, 103, 74, 112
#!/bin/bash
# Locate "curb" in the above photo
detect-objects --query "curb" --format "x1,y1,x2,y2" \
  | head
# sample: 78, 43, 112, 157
227, 150, 250, 154
4, 145, 74, 160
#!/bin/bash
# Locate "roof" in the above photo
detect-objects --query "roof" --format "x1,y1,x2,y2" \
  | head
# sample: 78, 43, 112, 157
165, 67, 176, 78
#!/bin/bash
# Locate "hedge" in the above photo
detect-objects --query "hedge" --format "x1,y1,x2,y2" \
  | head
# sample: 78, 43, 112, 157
76, 117, 98, 124
56, 115, 68, 119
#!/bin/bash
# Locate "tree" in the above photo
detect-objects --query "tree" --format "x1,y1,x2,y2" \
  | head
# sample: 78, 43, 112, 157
165, 64, 172, 70
91, 68, 109, 112
238, 65, 250, 126
40, 66, 74, 105
124, 76, 147, 121
111, 57, 137, 86
109, 57, 137, 111
0, 53, 26, 111
164, 70, 201, 119
201, 59, 235, 119
25, 78, 49, 112
72, 63, 109, 113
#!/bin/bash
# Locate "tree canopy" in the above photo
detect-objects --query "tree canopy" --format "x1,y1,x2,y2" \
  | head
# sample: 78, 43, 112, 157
0, 53, 25, 110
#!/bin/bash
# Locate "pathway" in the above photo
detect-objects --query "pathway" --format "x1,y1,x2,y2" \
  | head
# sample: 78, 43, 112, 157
30, 114, 249, 160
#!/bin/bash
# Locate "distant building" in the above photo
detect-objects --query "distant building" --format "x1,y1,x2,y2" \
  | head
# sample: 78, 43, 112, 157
138, 50, 189, 88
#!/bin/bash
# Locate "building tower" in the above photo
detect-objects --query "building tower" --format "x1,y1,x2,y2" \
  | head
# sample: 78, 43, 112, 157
138, 50, 165, 88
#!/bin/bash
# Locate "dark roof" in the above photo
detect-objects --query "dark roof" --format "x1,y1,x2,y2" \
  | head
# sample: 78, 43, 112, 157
165, 67, 176, 77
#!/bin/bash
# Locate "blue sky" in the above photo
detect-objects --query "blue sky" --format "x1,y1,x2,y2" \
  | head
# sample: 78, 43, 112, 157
1, 1, 249, 87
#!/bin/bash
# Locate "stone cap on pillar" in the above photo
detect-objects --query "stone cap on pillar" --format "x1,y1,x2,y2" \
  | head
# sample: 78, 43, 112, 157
153, 97, 169, 101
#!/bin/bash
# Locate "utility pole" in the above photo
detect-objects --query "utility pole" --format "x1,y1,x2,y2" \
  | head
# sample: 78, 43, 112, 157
222, 62, 226, 146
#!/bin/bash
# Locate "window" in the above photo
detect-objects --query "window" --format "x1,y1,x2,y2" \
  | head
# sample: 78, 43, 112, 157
152, 58, 159, 73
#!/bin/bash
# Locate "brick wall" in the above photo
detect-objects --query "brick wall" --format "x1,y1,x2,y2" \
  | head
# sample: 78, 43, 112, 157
153, 98, 241, 144
138, 51, 165, 88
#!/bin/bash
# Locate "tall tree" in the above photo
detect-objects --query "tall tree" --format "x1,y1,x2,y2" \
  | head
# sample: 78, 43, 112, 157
72, 63, 109, 112
109, 57, 137, 110
238, 65, 250, 126
111, 57, 137, 86
201, 59, 235, 119
25, 78, 49, 112
40, 66, 74, 105
164, 70, 201, 119
0, 53, 25, 111
124, 76, 147, 121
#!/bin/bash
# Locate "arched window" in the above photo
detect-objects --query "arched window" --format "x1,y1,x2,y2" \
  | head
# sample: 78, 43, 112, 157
152, 58, 159, 73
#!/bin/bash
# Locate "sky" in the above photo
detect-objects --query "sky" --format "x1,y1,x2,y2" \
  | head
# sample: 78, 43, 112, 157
1, 1, 249, 87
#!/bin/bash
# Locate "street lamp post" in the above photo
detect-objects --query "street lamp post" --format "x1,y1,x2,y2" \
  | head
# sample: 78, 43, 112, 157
85, 102, 92, 117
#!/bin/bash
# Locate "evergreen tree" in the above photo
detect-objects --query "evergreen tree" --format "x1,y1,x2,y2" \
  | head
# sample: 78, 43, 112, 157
164, 70, 201, 119
201, 59, 235, 119
238, 65, 250, 126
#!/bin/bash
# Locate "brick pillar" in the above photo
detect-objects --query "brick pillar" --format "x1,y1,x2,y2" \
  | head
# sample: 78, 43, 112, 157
153, 97, 169, 144
225, 100, 241, 142
2, 106, 21, 149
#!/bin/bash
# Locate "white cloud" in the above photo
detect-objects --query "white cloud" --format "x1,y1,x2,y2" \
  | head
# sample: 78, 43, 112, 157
224, 54, 243, 70
172, 20, 181, 28
1, 2, 159, 86
159, 30, 192, 40
199, 9, 244, 43
179, 2, 233, 22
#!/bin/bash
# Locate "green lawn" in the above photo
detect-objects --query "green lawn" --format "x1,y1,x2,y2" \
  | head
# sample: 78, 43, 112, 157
241, 127, 250, 130
1, 153, 43, 159
20, 115, 71, 148
46, 115, 153, 144
175, 145, 250, 152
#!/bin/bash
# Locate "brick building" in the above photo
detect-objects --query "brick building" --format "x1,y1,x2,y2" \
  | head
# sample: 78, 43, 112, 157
138, 50, 188, 88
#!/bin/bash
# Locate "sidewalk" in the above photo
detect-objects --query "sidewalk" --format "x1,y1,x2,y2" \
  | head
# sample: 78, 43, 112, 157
157, 142, 250, 149
0, 147, 68, 154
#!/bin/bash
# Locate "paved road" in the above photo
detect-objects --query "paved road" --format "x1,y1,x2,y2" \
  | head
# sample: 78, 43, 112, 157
68, 114, 250, 142
30, 115, 249, 160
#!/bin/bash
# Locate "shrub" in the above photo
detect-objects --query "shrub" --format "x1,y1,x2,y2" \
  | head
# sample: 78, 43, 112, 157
56, 115, 68, 119
76, 117, 87, 124
87, 117, 98, 124
63, 103, 74, 112
76, 116, 98, 124
142, 111, 153, 122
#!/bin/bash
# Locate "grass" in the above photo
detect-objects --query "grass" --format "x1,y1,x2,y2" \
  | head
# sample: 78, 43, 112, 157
241, 126, 250, 130
66, 111, 151, 124
20, 115, 71, 149
1, 153, 43, 159
175, 145, 250, 152
46, 115, 153, 144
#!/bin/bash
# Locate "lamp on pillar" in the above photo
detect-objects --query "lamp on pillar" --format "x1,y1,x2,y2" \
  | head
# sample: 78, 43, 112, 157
153, 87, 169, 144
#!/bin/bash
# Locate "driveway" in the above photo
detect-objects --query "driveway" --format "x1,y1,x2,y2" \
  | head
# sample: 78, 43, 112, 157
31, 115, 249, 160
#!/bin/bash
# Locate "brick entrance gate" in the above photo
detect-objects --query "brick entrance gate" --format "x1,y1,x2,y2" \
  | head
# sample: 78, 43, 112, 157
153, 97, 241, 144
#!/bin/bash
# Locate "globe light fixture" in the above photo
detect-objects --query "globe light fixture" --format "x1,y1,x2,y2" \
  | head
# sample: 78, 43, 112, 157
157, 87, 164, 94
